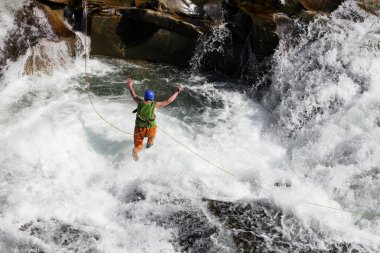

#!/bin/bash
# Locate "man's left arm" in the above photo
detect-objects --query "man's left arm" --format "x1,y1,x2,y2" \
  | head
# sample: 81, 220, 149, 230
156, 85, 184, 108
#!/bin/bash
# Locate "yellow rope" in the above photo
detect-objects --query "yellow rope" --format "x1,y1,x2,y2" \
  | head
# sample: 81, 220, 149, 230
157, 126, 239, 178
81, 0, 379, 218
303, 201, 367, 215
83, 0, 137, 136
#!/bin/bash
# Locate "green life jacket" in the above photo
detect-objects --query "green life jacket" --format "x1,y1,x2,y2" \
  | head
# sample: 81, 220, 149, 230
135, 101, 156, 128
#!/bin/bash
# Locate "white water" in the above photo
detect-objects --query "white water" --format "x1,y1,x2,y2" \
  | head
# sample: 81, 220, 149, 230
0, 0, 380, 252
266, 0, 380, 236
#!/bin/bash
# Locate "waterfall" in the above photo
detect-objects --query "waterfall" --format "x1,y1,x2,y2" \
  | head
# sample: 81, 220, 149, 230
189, 23, 232, 72
0, 0, 380, 252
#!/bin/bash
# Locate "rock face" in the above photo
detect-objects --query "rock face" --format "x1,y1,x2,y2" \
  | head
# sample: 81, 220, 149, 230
86, 0, 134, 8
0, 1, 77, 76
90, 14, 125, 58
41, 4, 76, 46
24, 39, 72, 75
157, 0, 201, 15
28, 0, 380, 78
89, 8, 204, 66
299, 0, 345, 12
208, 199, 367, 252
357, 0, 380, 15
18, 219, 100, 252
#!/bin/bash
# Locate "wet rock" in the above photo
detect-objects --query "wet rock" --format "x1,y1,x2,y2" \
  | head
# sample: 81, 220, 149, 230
299, 0, 345, 12
158, 0, 201, 16
86, 0, 134, 9
40, 4, 76, 46
298, 10, 321, 22
42, 0, 71, 5
164, 210, 219, 252
24, 39, 72, 75
90, 9, 202, 66
123, 188, 146, 203
230, 0, 302, 29
207, 199, 367, 252
0, 1, 76, 77
357, 0, 380, 15
123, 28, 196, 66
90, 14, 125, 58
19, 219, 101, 252
121, 8, 206, 38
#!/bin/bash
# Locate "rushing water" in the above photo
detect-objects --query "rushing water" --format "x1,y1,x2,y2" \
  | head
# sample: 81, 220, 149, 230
0, 0, 380, 252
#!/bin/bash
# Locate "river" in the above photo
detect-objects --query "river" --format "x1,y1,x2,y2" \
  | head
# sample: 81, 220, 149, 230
0, 0, 379, 252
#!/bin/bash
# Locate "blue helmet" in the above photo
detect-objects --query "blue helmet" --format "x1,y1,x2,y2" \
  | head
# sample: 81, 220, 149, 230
144, 89, 154, 101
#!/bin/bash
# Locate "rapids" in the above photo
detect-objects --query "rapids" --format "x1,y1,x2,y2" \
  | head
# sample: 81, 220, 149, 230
0, 0, 379, 252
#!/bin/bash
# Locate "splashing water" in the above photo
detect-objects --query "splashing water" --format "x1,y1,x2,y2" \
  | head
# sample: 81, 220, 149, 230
190, 23, 231, 72
0, 0, 380, 252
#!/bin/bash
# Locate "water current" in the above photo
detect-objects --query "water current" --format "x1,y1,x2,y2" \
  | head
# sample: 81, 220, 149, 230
0, 0, 379, 252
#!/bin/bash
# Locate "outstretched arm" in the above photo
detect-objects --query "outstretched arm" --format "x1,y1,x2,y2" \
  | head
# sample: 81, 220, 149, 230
156, 85, 184, 108
127, 78, 142, 103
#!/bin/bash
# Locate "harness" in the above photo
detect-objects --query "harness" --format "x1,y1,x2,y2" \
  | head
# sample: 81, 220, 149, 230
134, 101, 156, 128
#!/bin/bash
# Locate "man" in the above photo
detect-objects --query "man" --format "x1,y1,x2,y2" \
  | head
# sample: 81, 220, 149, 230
127, 78, 184, 161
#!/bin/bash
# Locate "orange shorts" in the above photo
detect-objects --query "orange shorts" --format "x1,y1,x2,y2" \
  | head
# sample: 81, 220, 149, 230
134, 125, 158, 152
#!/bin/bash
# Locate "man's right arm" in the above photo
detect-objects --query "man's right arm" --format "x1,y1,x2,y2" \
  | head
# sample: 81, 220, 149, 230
127, 79, 141, 103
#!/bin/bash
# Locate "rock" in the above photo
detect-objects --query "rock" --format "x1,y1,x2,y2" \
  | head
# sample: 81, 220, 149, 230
134, 0, 153, 8
0, 1, 77, 77
90, 14, 125, 58
86, 0, 134, 9
230, 0, 302, 31
298, 10, 320, 22
19, 219, 100, 252
39, 0, 82, 7
40, 4, 77, 42
121, 8, 206, 38
42, 0, 70, 5
123, 28, 196, 66
357, 0, 380, 15
299, 0, 345, 12
24, 39, 72, 75
90, 12, 197, 66
158, 0, 200, 16
207, 199, 367, 252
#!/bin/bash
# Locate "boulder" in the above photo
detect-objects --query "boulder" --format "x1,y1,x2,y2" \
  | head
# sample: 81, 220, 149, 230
120, 8, 206, 38
357, 0, 380, 15
158, 0, 200, 16
38, 0, 81, 7
42, 0, 70, 5
123, 28, 196, 66
134, 0, 152, 7
89, 12, 197, 66
86, 0, 134, 9
299, 0, 345, 12
24, 39, 72, 75
90, 14, 125, 58
230, 0, 302, 30
41, 4, 77, 40
0, 0, 76, 76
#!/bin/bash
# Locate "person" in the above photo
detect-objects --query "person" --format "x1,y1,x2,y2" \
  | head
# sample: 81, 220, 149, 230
127, 78, 184, 161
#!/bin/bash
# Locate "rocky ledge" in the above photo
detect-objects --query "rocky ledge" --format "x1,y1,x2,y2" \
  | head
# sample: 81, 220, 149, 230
2, 0, 379, 78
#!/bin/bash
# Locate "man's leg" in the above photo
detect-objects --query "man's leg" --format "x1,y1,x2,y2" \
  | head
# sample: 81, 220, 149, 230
133, 127, 145, 161
146, 125, 158, 148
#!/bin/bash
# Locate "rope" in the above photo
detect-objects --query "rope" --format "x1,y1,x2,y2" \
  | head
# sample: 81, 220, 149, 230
83, 0, 139, 136
157, 126, 239, 178
81, 0, 379, 218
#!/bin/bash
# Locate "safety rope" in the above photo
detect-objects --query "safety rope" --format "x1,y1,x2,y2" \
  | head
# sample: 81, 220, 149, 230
83, 0, 139, 136
157, 126, 239, 178
81, 0, 379, 218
